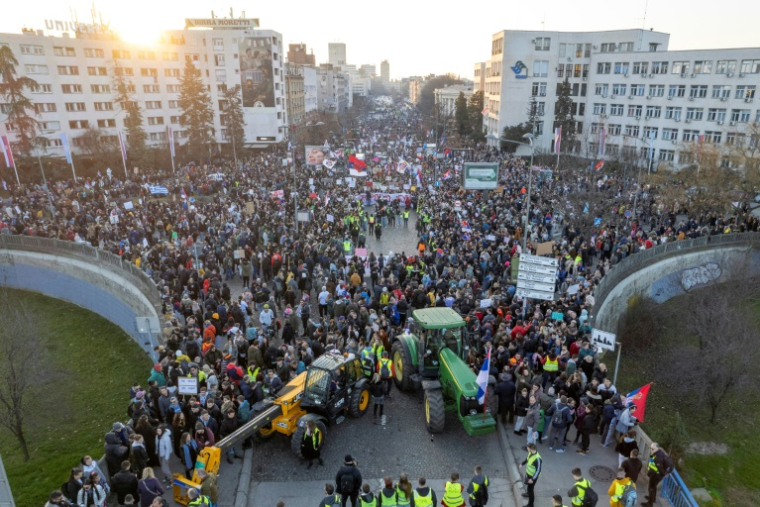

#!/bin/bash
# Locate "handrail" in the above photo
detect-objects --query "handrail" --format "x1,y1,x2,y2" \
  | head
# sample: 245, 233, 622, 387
662, 470, 700, 507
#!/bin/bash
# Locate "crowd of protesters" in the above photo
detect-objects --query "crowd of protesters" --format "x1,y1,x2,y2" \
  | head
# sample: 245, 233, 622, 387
4, 95, 754, 507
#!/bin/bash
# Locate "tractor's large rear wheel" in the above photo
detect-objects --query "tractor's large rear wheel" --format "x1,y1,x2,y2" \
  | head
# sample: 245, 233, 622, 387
291, 419, 327, 458
349, 380, 371, 418
392, 340, 414, 391
424, 389, 445, 433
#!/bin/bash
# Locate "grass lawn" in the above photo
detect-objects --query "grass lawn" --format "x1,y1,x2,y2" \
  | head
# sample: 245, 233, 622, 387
0, 289, 151, 507
615, 300, 760, 507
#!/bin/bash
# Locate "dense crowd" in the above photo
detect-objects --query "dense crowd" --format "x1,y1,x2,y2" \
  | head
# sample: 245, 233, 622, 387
3, 95, 752, 507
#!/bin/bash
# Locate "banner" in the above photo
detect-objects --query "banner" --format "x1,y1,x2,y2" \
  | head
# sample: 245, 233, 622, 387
305, 145, 327, 167
240, 37, 275, 107
0, 135, 14, 168
60, 133, 72, 164
323, 159, 336, 170
167, 126, 175, 158
554, 126, 561, 154
118, 131, 127, 161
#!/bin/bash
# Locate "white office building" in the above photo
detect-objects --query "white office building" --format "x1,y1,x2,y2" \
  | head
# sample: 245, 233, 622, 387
435, 84, 474, 115
480, 29, 760, 169
328, 42, 347, 68
0, 17, 289, 160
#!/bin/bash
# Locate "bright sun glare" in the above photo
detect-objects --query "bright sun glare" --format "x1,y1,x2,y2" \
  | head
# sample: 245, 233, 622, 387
113, 20, 162, 46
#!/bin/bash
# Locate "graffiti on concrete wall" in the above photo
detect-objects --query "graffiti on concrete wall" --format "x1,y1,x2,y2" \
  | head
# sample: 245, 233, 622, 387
680, 262, 721, 290
651, 261, 723, 303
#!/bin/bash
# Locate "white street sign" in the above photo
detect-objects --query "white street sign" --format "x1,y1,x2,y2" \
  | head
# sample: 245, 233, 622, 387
591, 329, 617, 351
517, 280, 555, 293
520, 254, 558, 267
515, 288, 555, 301
518, 272, 556, 284
519, 263, 557, 276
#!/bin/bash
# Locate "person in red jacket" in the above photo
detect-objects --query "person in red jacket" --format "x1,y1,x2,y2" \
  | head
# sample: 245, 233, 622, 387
225, 358, 244, 386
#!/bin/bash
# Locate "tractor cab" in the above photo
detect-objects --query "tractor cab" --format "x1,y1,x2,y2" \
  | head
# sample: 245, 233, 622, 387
300, 352, 369, 424
406, 321, 464, 370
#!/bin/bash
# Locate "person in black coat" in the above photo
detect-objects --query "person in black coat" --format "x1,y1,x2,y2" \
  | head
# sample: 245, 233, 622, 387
335, 455, 363, 507
514, 387, 530, 435
104, 432, 129, 477
111, 461, 139, 505
63, 468, 83, 502
494, 373, 516, 425
219, 408, 241, 463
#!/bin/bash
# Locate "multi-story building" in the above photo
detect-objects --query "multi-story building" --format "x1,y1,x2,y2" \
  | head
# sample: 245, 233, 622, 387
352, 77, 372, 97
479, 28, 760, 169
301, 66, 318, 113
435, 84, 474, 115
381, 60, 390, 83
285, 63, 305, 124
409, 78, 422, 105
473, 62, 486, 93
328, 42, 347, 68
287, 43, 315, 65
360, 64, 376, 77
0, 17, 288, 158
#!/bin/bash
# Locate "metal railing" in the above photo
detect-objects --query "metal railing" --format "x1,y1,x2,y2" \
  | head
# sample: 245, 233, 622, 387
662, 470, 700, 507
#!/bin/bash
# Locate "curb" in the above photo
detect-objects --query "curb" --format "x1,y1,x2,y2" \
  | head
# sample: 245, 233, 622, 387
496, 420, 525, 507
234, 447, 254, 506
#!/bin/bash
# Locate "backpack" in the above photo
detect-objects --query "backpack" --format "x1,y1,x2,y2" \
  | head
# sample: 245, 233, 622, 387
551, 406, 567, 427
340, 473, 355, 495
330, 494, 343, 507
620, 482, 637, 507
661, 453, 675, 475
579, 484, 598, 507
379, 360, 392, 378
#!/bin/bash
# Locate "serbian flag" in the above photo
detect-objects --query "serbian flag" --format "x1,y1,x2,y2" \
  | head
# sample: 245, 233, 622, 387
443, 170, 451, 180
476, 347, 491, 405
594, 159, 605, 171
623, 383, 651, 422
181, 188, 188, 200
324, 191, 331, 206
348, 155, 367, 170
554, 127, 562, 154
0, 135, 14, 168
416, 168, 423, 186
444, 148, 451, 158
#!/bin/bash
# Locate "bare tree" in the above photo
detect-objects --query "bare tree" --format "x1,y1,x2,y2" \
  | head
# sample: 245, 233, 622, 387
0, 287, 43, 460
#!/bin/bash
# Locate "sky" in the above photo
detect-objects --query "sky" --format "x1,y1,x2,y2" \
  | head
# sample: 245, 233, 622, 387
3, 0, 760, 80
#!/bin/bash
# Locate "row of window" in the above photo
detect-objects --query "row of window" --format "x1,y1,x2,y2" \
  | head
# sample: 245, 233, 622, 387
23, 64, 182, 78
591, 103, 758, 122
21, 45, 180, 61
27, 100, 184, 114
596, 59, 760, 76
593, 83, 756, 99
588, 123, 758, 144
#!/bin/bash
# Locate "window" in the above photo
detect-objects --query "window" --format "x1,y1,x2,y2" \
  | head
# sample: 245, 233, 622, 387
595, 84, 609, 96
167, 84, 180, 93
610, 104, 624, 116
94, 102, 113, 111
537, 102, 545, 116
162, 52, 178, 61
628, 105, 642, 117
145, 101, 162, 109
659, 150, 675, 161
740, 59, 760, 74
559, 44, 566, 57
144, 85, 160, 93
65, 102, 86, 112
575, 43, 583, 58
708, 108, 727, 122
20, 44, 44, 55
600, 43, 615, 53
53, 46, 75, 57
557, 65, 564, 78
168, 100, 179, 108
112, 49, 130, 59
573, 64, 581, 78
124, 84, 136, 93
215, 69, 227, 82
138, 51, 156, 60
87, 66, 108, 76
170, 116, 180, 124
716, 60, 737, 74
669, 85, 686, 98
693, 61, 712, 74
631, 84, 645, 96
534, 121, 544, 135
726, 132, 740, 146
633, 62, 649, 75
682, 130, 699, 142
30, 84, 52, 94
534, 37, 550, 51
185, 53, 200, 62
149, 132, 167, 141
213, 38, 224, 51
730, 109, 751, 122
39, 121, 60, 131
662, 128, 678, 141
646, 106, 661, 118
649, 85, 665, 97
590, 123, 603, 134
582, 64, 589, 78
608, 124, 622, 136
651, 61, 668, 74
606, 144, 619, 155
672, 61, 690, 74
593, 103, 607, 115
214, 54, 226, 66
147, 117, 164, 126
34, 103, 56, 113
571, 83, 580, 96
643, 126, 658, 139
57, 65, 79, 75
625, 124, 640, 137
141, 68, 158, 77
62, 84, 82, 93
84, 48, 104, 58
614, 62, 630, 74
533, 60, 548, 77
532, 82, 547, 97
665, 107, 682, 120
165, 68, 180, 78
68, 120, 88, 129
612, 84, 626, 96
91, 84, 110, 94
686, 108, 703, 121
620, 42, 634, 52
736, 85, 756, 99
97, 119, 116, 128
679, 151, 694, 164
115, 67, 134, 77
704, 131, 722, 143
712, 85, 731, 99
24, 64, 48, 74
689, 85, 708, 98
597, 62, 611, 74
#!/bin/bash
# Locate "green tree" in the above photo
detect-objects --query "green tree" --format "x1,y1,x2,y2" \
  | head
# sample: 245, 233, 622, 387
111, 60, 146, 158
554, 77, 575, 150
0, 46, 38, 156
500, 123, 531, 153
221, 84, 245, 163
466, 90, 485, 144
454, 91, 470, 136
179, 59, 215, 160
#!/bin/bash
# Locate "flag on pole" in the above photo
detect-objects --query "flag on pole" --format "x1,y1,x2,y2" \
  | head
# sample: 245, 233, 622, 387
416, 168, 423, 186
443, 169, 451, 180
324, 191, 331, 206
594, 159, 605, 171
60, 133, 73, 164
149, 185, 169, 195
554, 126, 562, 154
167, 126, 175, 158
481, 106, 489, 116
348, 154, 367, 170
181, 188, 188, 200
118, 131, 128, 162
623, 383, 652, 422
476, 347, 491, 405
0, 135, 14, 169
599, 127, 606, 157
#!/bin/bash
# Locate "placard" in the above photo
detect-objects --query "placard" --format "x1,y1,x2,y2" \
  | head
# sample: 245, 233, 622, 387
245, 202, 254, 214
551, 311, 564, 321
567, 284, 580, 295
326, 214, 335, 223
535, 241, 554, 256
177, 377, 198, 395
123, 201, 134, 210
591, 329, 617, 352
486, 234, 496, 241
234, 248, 245, 259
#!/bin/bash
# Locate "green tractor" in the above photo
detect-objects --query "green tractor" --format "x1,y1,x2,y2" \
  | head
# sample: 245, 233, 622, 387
391, 307, 497, 436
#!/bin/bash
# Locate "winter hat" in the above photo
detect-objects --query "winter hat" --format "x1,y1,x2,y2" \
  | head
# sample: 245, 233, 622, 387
112, 422, 125, 431
344, 454, 354, 465
153, 364, 162, 372
136, 391, 146, 399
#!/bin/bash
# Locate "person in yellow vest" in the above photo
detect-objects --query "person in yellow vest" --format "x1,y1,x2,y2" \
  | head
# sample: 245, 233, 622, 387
541, 351, 560, 389
414, 477, 437, 507
441, 472, 465, 507
403, 210, 410, 228
396, 474, 413, 507
377, 351, 395, 396
551, 495, 569, 507
466, 466, 489, 507
300, 420, 324, 468
519, 443, 542, 507
187, 488, 212, 507
343, 237, 352, 255
379, 477, 397, 507
359, 483, 378, 507
319, 484, 343, 507
369, 215, 376, 235
567, 468, 593, 507
607, 468, 635, 507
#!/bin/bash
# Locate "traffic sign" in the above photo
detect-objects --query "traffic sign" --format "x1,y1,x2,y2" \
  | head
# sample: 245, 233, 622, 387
517, 272, 555, 284
518, 263, 557, 276
591, 329, 617, 351
519, 254, 557, 267
517, 280, 555, 293
515, 288, 555, 301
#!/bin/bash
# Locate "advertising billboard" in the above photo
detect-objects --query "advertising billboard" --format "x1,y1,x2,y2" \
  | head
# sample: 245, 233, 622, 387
305, 145, 328, 167
239, 37, 275, 107
463, 162, 499, 190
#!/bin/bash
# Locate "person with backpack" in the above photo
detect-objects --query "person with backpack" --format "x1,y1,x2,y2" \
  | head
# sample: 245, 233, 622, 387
567, 468, 598, 507
641, 442, 673, 507
377, 351, 395, 397
546, 395, 573, 453
319, 484, 343, 507
607, 468, 636, 507
519, 443, 542, 507
466, 466, 489, 507
335, 455, 363, 507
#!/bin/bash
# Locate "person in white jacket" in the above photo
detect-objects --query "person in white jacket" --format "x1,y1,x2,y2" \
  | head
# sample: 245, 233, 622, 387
156, 425, 174, 483
76, 478, 107, 507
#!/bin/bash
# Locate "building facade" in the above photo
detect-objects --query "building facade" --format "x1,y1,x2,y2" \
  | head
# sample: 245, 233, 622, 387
409, 78, 421, 104
480, 29, 760, 168
285, 63, 305, 124
287, 43, 315, 65
0, 18, 288, 158
328, 42, 347, 68
435, 84, 474, 116
360, 64, 376, 77
473, 62, 485, 92
380, 60, 390, 83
